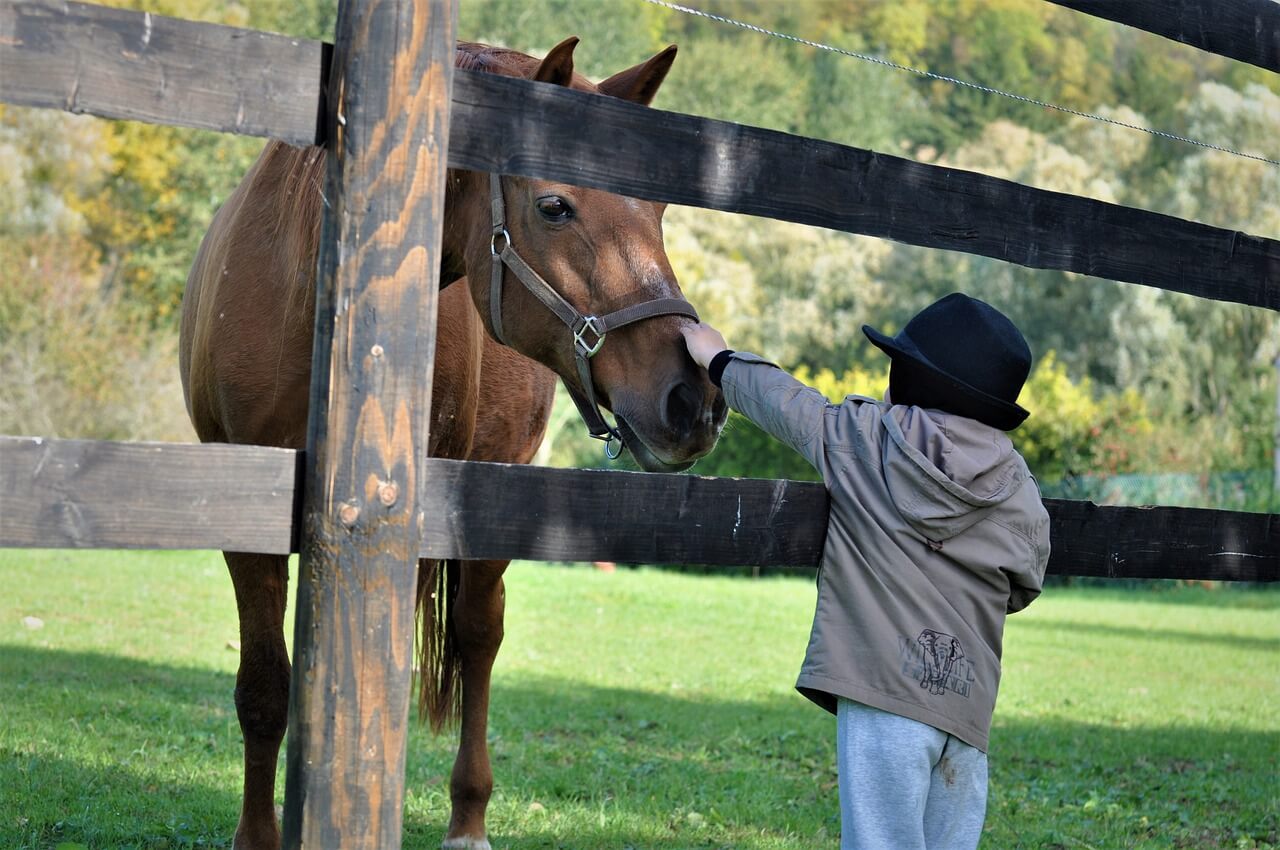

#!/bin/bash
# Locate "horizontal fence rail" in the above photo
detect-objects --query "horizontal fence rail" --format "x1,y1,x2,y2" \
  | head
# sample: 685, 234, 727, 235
3, 1, 1277, 311
0, 437, 300, 552
1046, 0, 1280, 73
0, 0, 326, 145
417, 456, 828, 566
3, 437, 1276, 582
448, 72, 1279, 311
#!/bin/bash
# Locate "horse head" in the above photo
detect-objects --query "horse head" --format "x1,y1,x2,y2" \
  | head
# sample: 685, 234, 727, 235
443, 38, 727, 472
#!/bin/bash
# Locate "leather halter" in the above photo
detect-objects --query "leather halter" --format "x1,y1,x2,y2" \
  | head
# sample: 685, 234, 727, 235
488, 173, 699, 459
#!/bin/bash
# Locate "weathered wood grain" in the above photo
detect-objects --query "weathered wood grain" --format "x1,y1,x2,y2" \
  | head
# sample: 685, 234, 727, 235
1046, 0, 1280, 73
3, 3, 1276, 308
0, 0, 323, 145
0, 436, 299, 553
1045, 499, 1278, 582
416, 459, 1278, 582
279, 0, 456, 847
418, 459, 831, 566
1, 440, 1274, 581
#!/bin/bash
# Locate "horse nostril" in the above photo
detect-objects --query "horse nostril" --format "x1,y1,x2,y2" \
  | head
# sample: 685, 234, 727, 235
664, 381, 702, 437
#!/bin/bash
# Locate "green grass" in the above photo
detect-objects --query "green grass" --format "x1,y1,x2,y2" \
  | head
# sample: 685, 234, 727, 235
1, 550, 1276, 849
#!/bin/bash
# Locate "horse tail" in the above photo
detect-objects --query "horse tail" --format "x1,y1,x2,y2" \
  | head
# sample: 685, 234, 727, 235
416, 558, 463, 733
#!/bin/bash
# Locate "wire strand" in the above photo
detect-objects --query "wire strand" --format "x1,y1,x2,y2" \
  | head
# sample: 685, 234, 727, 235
642, 0, 1280, 168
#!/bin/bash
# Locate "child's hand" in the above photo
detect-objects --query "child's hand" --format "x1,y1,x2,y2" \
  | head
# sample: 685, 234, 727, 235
681, 322, 729, 369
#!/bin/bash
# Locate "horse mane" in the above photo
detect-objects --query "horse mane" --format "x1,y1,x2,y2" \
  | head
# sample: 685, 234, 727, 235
243, 40, 594, 311
455, 40, 596, 90
456, 41, 532, 75
275, 40, 591, 231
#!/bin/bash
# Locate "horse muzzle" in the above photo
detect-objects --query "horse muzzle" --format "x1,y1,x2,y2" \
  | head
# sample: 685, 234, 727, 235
614, 380, 727, 472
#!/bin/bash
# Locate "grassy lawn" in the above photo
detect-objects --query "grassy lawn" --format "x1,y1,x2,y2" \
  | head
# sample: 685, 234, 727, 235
1, 549, 1276, 849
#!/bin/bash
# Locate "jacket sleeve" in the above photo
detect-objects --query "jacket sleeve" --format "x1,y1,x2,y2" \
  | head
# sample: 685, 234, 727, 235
1007, 497, 1051, 614
719, 352, 831, 471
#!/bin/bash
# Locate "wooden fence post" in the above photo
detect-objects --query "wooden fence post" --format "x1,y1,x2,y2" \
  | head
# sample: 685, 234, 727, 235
281, 0, 456, 846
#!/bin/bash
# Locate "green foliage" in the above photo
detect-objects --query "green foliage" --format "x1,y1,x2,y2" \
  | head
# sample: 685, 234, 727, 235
804, 30, 930, 151
458, 0, 670, 79
691, 363, 886, 482
0, 107, 193, 441
2, 550, 1277, 849
0, 231, 193, 442
667, 208, 893, 373
657, 36, 809, 135
75, 122, 263, 324
61, 2, 278, 323
851, 0, 930, 66
1012, 351, 1154, 480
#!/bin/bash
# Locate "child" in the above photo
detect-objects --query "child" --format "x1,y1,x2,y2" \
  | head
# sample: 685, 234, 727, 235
681, 293, 1050, 850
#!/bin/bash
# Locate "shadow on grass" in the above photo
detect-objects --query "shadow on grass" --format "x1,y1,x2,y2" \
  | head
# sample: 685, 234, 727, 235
1, 646, 242, 850
1041, 582, 1280, 609
3, 647, 1276, 849
1013, 617, 1280, 652
987, 717, 1280, 849
407, 675, 1279, 849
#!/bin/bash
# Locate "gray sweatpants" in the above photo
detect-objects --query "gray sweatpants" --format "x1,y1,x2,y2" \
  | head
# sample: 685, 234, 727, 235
837, 698, 988, 850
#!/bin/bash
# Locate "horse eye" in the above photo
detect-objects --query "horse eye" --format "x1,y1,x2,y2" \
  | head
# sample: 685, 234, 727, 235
536, 196, 574, 223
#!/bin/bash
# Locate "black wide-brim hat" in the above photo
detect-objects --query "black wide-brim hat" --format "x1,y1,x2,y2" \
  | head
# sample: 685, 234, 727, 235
863, 293, 1032, 430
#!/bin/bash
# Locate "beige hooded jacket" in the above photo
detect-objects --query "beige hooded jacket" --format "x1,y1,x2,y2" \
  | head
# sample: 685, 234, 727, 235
721, 352, 1051, 751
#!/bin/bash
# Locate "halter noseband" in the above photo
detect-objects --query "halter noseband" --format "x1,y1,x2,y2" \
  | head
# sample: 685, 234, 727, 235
489, 173, 699, 459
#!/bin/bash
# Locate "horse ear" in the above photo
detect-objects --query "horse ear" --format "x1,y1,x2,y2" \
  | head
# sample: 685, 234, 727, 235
597, 45, 677, 106
533, 36, 579, 87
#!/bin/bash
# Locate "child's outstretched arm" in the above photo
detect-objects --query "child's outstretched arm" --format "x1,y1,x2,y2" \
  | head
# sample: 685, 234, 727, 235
682, 323, 832, 471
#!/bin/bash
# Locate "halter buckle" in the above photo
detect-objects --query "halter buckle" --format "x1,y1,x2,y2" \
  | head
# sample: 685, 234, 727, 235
573, 316, 606, 358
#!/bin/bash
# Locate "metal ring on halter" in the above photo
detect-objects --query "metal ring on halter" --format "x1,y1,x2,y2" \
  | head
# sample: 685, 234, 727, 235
589, 424, 624, 458
573, 316, 607, 358
490, 228, 510, 256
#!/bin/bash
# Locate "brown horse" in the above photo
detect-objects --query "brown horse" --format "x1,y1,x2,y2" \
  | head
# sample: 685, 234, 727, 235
179, 38, 726, 850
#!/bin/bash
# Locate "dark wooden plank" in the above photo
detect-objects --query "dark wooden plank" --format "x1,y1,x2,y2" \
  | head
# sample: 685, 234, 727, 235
1046, 0, 1280, 73
0, 0, 323, 146
419, 458, 831, 566
0, 439, 1273, 581
280, 0, 456, 846
416, 459, 1278, 583
447, 71, 1280, 312
0, 436, 297, 553
1045, 499, 1278, 582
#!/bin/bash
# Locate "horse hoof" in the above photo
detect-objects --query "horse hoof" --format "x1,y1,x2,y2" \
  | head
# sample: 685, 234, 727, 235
442, 838, 491, 850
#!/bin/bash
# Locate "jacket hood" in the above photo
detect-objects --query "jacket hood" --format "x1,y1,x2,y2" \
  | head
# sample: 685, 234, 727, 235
880, 404, 1029, 542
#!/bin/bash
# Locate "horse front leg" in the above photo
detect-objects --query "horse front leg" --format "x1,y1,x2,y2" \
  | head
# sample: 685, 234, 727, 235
442, 558, 508, 850
225, 551, 292, 850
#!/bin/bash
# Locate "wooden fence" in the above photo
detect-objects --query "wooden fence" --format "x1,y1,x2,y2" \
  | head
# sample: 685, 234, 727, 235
1, 0, 1277, 846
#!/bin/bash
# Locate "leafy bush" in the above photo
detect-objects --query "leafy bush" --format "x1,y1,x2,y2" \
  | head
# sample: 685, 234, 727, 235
1013, 351, 1154, 480
0, 233, 193, 442
0, 107, 192, 441
691, 364, 886, 481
